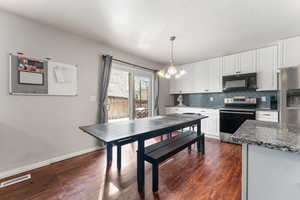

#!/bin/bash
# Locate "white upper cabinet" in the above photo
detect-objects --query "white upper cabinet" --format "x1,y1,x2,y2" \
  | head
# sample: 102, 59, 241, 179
222, 50, 256, 76
169, 64, 194, 94
194, 61, 209, 93
208, 58, 222, 92
281, 36, 300, 68
169, 58, 222, 94
239, 50, 256, 74
181, 64, 195, 93
256, 45, 278, 91
169, 64, 184, 94
169, 73, 181, 94
194, 59, 222, 93
222, 54, 237, 76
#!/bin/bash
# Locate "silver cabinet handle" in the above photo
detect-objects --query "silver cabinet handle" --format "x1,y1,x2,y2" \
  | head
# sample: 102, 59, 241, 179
263, 114, 271, 116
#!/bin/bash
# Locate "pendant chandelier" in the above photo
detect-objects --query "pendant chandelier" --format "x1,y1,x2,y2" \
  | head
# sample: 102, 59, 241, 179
157, 36, 186, 79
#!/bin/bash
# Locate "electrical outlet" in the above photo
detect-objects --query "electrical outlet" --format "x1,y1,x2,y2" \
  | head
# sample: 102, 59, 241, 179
210, 97, 214, 102
261, 96, 266, 102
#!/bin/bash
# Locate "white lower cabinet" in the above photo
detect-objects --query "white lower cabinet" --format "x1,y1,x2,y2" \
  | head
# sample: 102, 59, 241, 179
165, 107, 220, 139
256, 111, 278, 122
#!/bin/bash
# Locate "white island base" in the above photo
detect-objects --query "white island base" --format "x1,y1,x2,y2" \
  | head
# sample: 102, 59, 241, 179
242, 144, 300, 200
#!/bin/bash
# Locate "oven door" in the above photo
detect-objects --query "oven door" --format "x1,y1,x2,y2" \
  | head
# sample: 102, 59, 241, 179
220, 110, 255, 134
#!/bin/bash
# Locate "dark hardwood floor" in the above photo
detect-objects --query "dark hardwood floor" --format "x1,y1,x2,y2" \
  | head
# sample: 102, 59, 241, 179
0, 137, 242, 200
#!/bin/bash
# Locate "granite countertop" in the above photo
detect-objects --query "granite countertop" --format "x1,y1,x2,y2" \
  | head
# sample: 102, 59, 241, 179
232, 120, 300, 153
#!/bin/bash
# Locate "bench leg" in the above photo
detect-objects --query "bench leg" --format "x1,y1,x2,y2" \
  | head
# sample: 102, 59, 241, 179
152, 164, 159, 193
117, 145, 121, 170
160, 135, 164, 141
201, 134, 205, 154
188, 145, 192, 151
106, 143, 113, 165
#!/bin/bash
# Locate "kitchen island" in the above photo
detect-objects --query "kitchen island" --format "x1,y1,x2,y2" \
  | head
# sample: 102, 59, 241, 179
232, 120, 300, 200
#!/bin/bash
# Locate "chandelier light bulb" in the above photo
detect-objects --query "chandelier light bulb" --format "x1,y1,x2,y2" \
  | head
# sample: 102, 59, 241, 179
164, 73, 171, 79
157, 70, 165, 77
175, 74, 181, 79
167, 65, 177, 75
179, 69, 187, 76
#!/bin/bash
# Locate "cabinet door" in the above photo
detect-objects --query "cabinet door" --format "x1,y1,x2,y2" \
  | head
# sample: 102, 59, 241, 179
282, 36, 300, 68
205, 111, 219, 137
194, 61, 209, 92
208, 58, 222, 92
239, 50, 256, 74
201, 118, 209, 134
209, 113, 219, 137
169, 64, 187, 94
256, 46, 278, 91
222, 54, 238, 76
169, 76, 181, 94
181, 64, 195, 93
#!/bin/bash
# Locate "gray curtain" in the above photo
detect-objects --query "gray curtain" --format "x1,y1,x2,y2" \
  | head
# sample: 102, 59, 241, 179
153, 72, 160, 116
97, 55, 113, 123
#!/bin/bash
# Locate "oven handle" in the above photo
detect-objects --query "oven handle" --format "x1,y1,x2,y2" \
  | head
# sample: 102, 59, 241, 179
220, 111, 255, 115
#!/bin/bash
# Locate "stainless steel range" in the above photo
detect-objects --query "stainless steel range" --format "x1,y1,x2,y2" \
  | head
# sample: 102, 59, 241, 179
220, 96, 257, 144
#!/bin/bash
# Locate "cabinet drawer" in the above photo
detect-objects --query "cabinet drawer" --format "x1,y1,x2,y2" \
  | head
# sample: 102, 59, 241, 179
256, 111, 278, 122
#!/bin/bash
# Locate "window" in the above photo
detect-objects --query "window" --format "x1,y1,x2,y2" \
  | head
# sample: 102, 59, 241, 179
107, 61, 153, 121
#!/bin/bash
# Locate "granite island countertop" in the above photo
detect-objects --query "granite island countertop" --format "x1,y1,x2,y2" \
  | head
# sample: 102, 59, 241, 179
232, 120, 300, 153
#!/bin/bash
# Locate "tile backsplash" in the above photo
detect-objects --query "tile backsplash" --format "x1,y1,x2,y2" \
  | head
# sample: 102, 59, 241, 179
173, 91, 278, 109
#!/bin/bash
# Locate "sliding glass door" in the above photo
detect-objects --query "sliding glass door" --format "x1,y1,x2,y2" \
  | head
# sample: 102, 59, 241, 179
107, 61, 153, 121
107, 68, 130, 120
134, 75, 152, 119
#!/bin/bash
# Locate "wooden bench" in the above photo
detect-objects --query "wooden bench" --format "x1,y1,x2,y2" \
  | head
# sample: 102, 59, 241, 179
113, 132, 173, 170
143, 130, 205, 192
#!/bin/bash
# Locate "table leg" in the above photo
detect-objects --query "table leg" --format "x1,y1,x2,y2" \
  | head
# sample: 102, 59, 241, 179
197, 121, 201, 153
137, 138, 145, 193
201, 133, 205, 154
106, 143, 113, 164
117, 145, 121, 170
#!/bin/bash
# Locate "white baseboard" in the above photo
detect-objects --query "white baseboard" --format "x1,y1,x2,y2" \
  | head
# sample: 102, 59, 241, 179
205, 134, 220, 140
0, 146, 103, 180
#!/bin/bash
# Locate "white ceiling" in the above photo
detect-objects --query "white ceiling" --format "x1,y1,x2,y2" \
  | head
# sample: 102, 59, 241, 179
0, 0, 300, 65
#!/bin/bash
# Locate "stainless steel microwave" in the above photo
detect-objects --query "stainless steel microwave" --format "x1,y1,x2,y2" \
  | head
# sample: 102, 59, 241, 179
222, 73, 257, 92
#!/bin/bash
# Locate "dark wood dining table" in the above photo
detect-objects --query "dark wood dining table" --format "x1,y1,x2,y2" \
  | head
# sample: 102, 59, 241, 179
79, 114, 207, 193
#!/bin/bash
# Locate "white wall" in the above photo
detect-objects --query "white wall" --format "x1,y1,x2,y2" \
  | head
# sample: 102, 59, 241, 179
158, 78, 171, 114
0, 10, 167, 176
